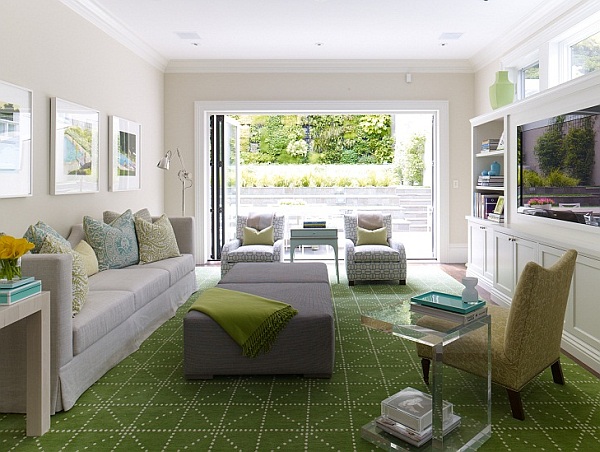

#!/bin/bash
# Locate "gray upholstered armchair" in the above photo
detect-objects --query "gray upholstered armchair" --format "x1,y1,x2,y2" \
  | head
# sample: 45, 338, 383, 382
417, 249, 577, 420
220, 214, 285, 277
344, 213, 407, 285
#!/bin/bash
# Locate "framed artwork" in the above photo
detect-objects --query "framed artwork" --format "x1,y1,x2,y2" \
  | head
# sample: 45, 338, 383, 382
494, 195, 505, 214
0, 80, 32, 198
50, 98, 99, 195
109, 116, 141, 191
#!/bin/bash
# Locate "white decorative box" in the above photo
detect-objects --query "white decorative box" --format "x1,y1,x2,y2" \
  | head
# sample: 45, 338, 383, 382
381, 387, 453, 432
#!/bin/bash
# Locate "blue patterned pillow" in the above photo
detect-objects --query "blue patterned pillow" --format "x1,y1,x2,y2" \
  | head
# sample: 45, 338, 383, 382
24, 221, 71, 253
83, 210, 139, 271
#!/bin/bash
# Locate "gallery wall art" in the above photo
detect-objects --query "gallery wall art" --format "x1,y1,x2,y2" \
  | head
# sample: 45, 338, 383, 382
109, 116, 141, 191
0, 80, 32, 198
50, 97, 99, 195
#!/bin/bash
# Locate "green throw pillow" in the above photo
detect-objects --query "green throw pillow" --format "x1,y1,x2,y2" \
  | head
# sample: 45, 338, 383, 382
356, 226, 388, 246
24, 221, 71, 253
73, 240, 99, 276
83, 210, 139, 271
103, 208, 152, 224
40, 235, 89, 315
134, 214, 181, 264
243, 225, 274, 246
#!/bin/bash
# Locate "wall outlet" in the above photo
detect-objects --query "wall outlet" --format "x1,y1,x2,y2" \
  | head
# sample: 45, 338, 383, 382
453, 180, 459, 189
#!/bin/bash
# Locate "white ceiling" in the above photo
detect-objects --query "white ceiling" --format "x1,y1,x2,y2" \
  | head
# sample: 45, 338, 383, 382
65, 0, 574, 71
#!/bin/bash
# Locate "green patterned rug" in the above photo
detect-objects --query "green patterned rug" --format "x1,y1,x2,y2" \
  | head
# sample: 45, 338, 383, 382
1, 265, 599, 451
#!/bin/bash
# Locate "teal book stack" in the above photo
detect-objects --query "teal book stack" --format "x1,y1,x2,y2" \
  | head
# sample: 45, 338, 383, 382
0, 279, 42, 305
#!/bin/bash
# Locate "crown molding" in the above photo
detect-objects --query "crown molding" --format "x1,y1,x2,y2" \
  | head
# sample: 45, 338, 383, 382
60, 0, 168, 71
470, 0, 592, 71
165, 59, 474, 74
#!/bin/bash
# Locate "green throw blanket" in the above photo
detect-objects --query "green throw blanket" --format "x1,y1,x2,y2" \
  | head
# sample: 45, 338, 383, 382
188, 287, 298, 358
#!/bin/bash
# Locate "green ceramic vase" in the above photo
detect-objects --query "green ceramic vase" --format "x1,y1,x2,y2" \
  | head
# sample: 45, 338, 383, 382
489, 71, 515, 110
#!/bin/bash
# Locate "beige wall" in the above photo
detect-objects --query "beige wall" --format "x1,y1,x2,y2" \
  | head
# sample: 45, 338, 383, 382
0, 0, 164, 237
165, 71, 475, 261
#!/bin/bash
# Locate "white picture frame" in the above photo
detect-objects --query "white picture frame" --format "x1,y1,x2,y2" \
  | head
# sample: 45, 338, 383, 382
0, 80, 33, 198
50, 98, 99, 195
109, 116, 141, 191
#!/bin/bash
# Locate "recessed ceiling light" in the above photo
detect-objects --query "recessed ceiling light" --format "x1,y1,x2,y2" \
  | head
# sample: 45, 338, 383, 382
439, 32, 463, 40
176, 32, 201, 40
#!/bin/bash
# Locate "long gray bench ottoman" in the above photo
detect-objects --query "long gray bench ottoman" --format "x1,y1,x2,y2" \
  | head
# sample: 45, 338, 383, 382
184, 263, 334, 379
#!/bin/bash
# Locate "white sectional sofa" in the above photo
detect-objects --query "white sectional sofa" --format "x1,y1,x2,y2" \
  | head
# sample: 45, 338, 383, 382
0, 216, 197, 413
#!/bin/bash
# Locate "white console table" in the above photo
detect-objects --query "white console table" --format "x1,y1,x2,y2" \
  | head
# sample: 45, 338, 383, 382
289, 228, 339, 283
0, 291, 50, 436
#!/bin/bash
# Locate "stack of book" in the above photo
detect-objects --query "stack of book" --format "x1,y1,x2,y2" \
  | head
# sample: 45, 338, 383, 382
410, 291, 488, 325
303, 220, 326, 228
477, 175, 504, 187
480, 139, 499, 152
375, 387, 461, 447
487, 212, 504, 223
474, 193, 499, 219
0, 277, 42, 305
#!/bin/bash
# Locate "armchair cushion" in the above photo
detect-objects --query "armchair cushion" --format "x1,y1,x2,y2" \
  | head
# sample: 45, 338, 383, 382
243, 225, 274, 246
353, 245, 400, 263
356, 226, 388, 246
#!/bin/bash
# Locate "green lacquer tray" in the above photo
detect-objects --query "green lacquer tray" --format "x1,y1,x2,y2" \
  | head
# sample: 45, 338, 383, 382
410, 291, 486, 314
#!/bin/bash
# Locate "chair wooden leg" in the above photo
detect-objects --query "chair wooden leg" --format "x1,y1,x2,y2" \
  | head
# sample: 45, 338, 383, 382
506, 389, 525, 420
421, 358, 430, 385
551, 360, 565, 385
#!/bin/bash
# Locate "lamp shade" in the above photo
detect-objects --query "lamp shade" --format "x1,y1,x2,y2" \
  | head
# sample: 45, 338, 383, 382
489, 71, 515, 110
157, 151, 171, 170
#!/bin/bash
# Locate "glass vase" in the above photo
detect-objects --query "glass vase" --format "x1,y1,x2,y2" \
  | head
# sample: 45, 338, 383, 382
0, 257, 22, 281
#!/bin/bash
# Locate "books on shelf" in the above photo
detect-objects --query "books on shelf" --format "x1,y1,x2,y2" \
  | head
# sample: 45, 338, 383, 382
375, 413, 462, 447
474, 193, 500, 219
381, 387, 454, 432
0, 279, 42, 305
487, 212, 505, 223
410, 302, 488, 324
477, 175, 504, 187
480, 139, 499, 153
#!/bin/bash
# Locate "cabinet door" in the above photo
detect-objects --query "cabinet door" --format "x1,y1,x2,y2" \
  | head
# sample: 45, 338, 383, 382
514, 237, 537, 287
468, 222, 486, 277
493, 231, 514, 298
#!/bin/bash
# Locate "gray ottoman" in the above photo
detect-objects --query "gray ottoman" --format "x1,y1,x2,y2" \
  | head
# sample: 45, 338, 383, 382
184, 263, 334, 379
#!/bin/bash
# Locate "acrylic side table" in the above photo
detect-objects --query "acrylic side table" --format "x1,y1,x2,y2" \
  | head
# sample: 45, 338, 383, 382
361, 302, 491, 451
0, 291, 51, 436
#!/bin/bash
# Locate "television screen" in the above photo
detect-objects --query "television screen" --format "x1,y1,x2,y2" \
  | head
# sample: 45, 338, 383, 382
517, 104, 600, 227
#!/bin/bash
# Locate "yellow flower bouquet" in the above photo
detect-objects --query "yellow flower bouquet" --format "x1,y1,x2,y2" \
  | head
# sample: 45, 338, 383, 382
0, 235, 35, 281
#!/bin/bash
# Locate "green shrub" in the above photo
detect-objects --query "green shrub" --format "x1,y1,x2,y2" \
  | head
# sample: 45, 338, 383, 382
544, 169, 579, 187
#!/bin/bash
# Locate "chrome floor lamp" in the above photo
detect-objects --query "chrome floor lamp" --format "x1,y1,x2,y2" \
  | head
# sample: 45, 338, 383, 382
157, 148, 193, 216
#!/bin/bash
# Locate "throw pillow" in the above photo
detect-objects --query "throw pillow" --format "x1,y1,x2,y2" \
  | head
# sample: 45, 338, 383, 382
356, 226, 388, 246
40, 235, 89, 315
73, 240, 99, 276
24, 221, 71, 253
84, 210, 139, 271
103, 208, 152, 224
134, 214, 181, 264
243, 225, 274, 246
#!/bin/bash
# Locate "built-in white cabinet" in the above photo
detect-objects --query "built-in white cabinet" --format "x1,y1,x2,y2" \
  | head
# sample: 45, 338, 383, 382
467, 219, 494, 288
493, 231, 537, 304
539, 244, 600, 368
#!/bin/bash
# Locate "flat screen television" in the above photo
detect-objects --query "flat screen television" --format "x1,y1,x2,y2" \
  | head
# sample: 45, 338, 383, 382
517, 103, 600, 226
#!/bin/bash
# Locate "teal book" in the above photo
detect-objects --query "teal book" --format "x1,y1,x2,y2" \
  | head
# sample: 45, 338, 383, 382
410, 291, 485, 314
0, 280, 42, 305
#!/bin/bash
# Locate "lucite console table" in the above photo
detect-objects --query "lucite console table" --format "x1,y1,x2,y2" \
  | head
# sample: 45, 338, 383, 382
360, 301, 491, 451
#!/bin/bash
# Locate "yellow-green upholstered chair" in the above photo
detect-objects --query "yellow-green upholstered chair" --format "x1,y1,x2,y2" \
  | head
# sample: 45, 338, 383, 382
416, 249, 577, 420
